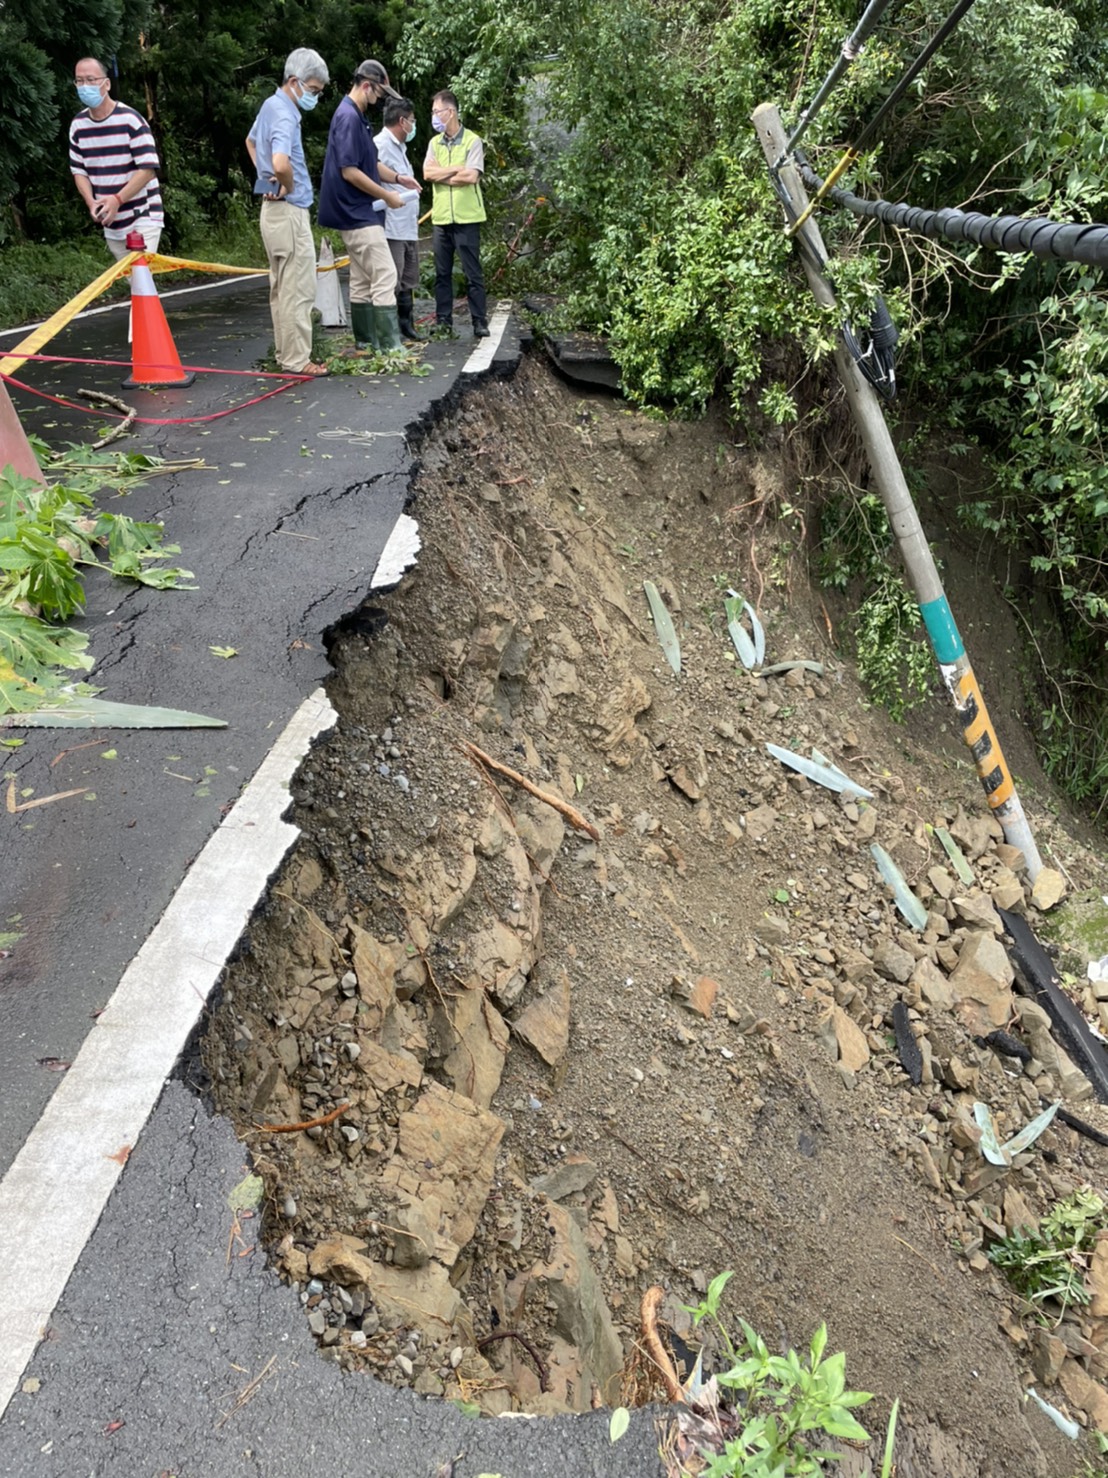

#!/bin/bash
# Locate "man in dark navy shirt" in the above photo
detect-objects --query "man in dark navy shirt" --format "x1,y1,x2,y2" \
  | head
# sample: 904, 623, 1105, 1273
318, 60, 419, 353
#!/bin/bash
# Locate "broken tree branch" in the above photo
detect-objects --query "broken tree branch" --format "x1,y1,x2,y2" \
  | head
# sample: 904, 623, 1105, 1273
459, 740, 600, 841
78, 388, 136, 448
252, 1101, 350, 1134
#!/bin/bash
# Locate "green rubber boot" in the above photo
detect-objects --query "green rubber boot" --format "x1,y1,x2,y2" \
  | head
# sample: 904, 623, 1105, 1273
350, 301, 377, 351
372, 304, 410, 355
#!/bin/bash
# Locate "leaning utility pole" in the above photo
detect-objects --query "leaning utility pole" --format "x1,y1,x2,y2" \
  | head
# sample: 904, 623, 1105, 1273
753, 102, 1043, 880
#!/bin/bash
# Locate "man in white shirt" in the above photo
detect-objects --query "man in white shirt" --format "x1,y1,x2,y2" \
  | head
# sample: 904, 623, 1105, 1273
374, 97, 423, 340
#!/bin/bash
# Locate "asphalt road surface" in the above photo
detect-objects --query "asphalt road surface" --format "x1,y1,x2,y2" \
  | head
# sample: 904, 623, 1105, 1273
0, 280, 667, 1475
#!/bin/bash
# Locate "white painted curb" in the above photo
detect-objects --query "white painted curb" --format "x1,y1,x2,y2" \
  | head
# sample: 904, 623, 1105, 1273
462, 301, 512, 376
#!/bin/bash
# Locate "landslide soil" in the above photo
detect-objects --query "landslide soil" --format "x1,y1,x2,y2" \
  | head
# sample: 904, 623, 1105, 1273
205, 353, 1108, 1478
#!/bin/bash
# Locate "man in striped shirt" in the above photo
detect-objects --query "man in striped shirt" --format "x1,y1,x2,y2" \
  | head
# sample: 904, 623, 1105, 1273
69, 57, 164, 260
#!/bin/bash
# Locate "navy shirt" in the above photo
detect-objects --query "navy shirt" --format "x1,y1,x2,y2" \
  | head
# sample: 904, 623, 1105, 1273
318, 96, 386, 231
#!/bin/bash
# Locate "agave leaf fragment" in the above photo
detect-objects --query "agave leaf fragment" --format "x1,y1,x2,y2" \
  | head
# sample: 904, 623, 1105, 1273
2, 696, 227, 729
935, 826, 975, 885
767, 743, 873, 799
724, 591, 765, 668
870, 843, 929, 931
644, 581, 680, 675
973, 1100, 1059, 1166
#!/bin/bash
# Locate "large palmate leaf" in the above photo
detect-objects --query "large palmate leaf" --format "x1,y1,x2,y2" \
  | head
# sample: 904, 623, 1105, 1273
0, 608, 92, 694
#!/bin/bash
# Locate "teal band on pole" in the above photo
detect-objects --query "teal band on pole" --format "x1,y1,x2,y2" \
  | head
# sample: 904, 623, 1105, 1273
920, 595, 965, 664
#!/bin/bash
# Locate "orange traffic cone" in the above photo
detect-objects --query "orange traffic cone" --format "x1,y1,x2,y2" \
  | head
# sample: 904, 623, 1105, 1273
121, 234, 195, 389
0, 379, 45, 485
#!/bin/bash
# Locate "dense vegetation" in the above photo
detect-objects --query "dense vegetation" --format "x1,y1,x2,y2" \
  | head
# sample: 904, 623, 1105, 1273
3, 0, 1108, 804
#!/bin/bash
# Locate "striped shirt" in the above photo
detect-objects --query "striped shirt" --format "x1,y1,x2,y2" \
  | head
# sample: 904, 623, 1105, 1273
69, 102, 164, 238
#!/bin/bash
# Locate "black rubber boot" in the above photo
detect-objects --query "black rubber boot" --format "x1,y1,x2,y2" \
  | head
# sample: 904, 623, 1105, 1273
397, 291, 425, 341
350, 301, 377, 351
371, 304, 410, 355
472, 317, 490, 339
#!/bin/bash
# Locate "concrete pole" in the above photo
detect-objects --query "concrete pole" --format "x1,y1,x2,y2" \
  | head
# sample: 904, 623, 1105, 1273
752, 101, 1044, 880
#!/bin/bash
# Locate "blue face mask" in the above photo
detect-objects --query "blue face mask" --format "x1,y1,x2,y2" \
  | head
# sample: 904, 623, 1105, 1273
406, 121, 417, 143
295, 81, 319, 112
431, 114, 446, 133
76, 82, 104, 108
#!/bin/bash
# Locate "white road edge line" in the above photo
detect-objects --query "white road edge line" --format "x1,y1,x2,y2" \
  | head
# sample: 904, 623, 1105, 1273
462, 300, 512, 376
0, 686, 337, 1418
0, 272, 269, 339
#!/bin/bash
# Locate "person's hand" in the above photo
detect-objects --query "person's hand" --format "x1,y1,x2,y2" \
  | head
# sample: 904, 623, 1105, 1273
384, 190, 404, 210
263, 176, 285, 201
93, 194, 120, 225
397, 174, 420, 192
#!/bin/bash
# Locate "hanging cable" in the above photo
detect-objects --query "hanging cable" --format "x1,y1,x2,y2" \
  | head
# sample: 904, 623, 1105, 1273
796, 159, 1108, 268
776, 0, 900, 169
787, 0, 980, 236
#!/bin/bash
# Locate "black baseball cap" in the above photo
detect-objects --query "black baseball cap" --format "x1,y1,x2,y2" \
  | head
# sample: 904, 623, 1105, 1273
354, 59, 399, 98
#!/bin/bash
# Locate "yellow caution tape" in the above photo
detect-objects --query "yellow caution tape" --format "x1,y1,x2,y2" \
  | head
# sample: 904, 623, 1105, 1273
0, 246, 359, 380
148, 252, 351, 275
0, 253, 139, 378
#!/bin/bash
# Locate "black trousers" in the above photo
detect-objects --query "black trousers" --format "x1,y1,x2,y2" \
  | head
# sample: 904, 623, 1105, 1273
433, 222, 487, 324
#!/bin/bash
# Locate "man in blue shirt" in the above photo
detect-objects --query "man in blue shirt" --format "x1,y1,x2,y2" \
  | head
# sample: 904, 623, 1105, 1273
318, 60, 419, 354
247, 47, 330, 376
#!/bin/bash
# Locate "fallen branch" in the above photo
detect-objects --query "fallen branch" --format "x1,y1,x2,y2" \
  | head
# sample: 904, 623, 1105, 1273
78, 388, 136, 449
476, 1329, 550, 1393
459, 740, 599, 841
252, 1101, 350, 1134
641, 1285, 684, 1404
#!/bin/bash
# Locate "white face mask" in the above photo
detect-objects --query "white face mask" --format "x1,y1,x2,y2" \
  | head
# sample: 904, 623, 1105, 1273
405, 121, 417, 143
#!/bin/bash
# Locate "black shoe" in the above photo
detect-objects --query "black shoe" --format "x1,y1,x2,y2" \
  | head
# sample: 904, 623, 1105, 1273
397, 291, 425, 342
472, 318, 490, 339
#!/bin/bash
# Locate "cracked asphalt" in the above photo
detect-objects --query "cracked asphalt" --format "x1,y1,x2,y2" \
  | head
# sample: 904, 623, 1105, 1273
0, 280, 666, 1475
0, 279, 493, 1176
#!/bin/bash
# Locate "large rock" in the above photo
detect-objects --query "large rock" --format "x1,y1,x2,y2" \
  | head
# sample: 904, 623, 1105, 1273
820, 1003, 870, 1073
912, 957, 954, 1011
350, 924, 399, 1033
309, 1236, 375, 1285
361, 1258, 462, 1333
394, 1081, 505, 1253
1089, 1238, 1108, 1317
1018, 1000, 1095, 1102
1031, 868, 1067, 912
873, 939, 914, 984
442, 984, 510, 1108
513, 970, 571, 1065
1060, 1362, 1108, 1433
530, 1201, 624, 1406
949, 930, 1014, 1032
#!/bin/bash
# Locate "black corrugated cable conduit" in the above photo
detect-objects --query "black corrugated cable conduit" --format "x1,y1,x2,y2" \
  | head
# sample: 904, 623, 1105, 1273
796, 161, 1108, 268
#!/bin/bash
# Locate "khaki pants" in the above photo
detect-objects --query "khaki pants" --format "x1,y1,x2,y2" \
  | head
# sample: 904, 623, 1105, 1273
387, 238, 420, 293
260, 201, 317, 372
342, 223, 397, 306
106, 222, 163, 260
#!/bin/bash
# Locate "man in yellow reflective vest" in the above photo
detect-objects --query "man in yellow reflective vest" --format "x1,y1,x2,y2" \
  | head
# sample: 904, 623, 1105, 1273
423, 90, 488, 338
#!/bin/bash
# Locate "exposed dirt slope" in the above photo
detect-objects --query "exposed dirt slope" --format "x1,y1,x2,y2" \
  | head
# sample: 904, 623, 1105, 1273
205, 354, 1108, 1477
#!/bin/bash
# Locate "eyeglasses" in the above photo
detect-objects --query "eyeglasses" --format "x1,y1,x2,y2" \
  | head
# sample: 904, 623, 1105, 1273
299, 78, 325, 96
75, 74, 107, 85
